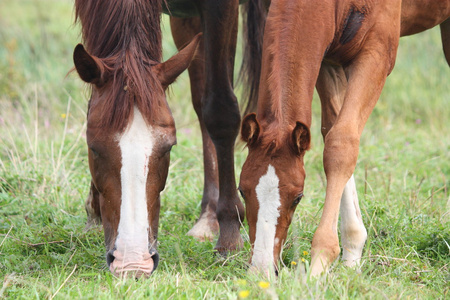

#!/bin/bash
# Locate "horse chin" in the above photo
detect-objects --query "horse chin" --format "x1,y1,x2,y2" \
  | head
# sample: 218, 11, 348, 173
109, 250, 158, 279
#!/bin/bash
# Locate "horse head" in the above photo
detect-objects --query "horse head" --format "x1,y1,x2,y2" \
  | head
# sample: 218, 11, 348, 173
73, 34, 201, 278
239, 113, 310, 276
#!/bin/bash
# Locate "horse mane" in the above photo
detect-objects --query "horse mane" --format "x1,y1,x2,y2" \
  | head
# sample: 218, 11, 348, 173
75, 0, 164, 131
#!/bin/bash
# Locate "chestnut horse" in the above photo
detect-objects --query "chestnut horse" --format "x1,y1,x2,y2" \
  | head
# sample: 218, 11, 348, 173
239, 0, 450, 276
73, 0, 265, 277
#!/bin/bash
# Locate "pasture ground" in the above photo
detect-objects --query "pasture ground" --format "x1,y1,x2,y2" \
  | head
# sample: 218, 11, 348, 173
0, 0, 449, 299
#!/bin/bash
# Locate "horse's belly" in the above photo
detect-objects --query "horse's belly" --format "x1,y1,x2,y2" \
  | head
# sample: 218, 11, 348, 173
163, 0, 250, 18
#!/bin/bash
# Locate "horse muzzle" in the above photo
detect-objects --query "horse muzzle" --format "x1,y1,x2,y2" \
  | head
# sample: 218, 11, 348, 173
107, 247, 159, 278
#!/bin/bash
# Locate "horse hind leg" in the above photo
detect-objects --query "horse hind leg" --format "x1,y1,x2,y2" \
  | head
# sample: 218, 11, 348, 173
170, 17, 219, 241
85, 181, 101, 230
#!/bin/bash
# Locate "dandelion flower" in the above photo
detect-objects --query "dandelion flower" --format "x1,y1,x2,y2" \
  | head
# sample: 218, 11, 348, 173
238, 290, 250, 299
302, 251, 308, 256
291, 261, 297, 266
61, 113, 67, 119
301, 258, 306, 263
258, 281, 270, 289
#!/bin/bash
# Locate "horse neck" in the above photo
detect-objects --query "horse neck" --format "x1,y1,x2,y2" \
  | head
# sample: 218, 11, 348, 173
256, 0, 334, 130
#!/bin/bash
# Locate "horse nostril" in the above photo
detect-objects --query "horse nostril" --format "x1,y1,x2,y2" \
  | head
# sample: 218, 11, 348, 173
106, 249, 115, 266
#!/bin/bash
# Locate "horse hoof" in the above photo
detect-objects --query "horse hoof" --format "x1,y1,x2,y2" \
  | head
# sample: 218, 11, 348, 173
214, 235, 244, 257
187, 211, 219, 241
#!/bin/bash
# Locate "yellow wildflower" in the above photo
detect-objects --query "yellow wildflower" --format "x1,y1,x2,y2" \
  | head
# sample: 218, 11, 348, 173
302, 251, 309, 256
301, 258, 306, 262
61, 113, 67, 119
258, 281, 270, 289
238, 290, 250, 299
291, 261, 297, 266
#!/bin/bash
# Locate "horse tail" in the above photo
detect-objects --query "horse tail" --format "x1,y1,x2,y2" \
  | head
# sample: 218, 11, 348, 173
440, 18, 450, 66
239, 0, 268, 115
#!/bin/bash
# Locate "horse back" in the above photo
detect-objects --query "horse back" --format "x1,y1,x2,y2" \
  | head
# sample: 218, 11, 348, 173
400, 0, 450, 36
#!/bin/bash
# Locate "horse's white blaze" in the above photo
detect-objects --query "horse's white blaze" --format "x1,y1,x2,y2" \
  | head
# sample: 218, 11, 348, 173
251, 164, 281, 271
116, 107, 154, 261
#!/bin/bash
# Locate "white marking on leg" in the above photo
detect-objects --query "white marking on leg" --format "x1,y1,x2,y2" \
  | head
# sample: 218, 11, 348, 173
340, 175, 367, 268
116, 107, 154, 262
187, 206, 218, 241
251, 164, 281, 272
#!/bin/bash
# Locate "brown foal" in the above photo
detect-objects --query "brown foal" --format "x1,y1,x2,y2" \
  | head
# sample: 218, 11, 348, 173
239, 0, 450, 276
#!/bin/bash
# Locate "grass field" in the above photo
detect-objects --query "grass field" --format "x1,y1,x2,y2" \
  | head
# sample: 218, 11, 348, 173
0, 0, 449, 299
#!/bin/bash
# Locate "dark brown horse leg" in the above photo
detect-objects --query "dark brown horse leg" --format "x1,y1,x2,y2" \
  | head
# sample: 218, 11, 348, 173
200, 0, 244, 253
316, 63, 367, 270
85, 181, 101, 230
170, 17, 220, 241
440, 18, 450, 66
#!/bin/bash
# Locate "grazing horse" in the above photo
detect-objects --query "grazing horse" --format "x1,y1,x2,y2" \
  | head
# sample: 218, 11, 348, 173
239, 0, 450, 276
73, 0, 265, 277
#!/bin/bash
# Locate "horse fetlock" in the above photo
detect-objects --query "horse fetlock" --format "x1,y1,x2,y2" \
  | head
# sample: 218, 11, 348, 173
310, 245, 340, 277
340, 222, 367, 245
310, 231, 340, 276
187, 209, 219, 241
215, 218, 243, 254
340, 223, 367, 267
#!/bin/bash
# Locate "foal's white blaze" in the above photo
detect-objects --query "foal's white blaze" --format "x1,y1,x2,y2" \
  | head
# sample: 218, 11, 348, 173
251, 164, 281, 272
116, 107, 154, 263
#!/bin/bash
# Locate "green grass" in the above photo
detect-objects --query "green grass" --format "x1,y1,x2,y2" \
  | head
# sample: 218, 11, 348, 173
1, 0, 449, 299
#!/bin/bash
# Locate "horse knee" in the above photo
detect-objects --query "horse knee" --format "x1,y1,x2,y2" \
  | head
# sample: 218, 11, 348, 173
341, 223, 367, 246
202, 91, 241, 143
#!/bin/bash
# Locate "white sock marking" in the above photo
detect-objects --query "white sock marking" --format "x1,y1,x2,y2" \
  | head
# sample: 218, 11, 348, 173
116, 107, 154, 261
251, 164, 281, 271
340, 175, 367, 267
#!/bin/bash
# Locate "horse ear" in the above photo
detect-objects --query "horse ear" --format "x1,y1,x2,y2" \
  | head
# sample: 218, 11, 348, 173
292, 122, 311, 155
154, 33, 202, 89
241, 113, 260, 146
73, 44, 105, 85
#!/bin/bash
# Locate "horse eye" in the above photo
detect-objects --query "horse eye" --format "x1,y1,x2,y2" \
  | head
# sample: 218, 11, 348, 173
89, 147, 100, 158
238, 187, 246, 200
293, 193, 303, 206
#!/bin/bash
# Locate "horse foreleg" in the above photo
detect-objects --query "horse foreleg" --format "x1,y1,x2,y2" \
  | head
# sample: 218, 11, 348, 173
85, 180, 101, 230
170, 17, 220, 241
316, 63, 367, 270
311, 35, 399, 276
200, 0, 245, 254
